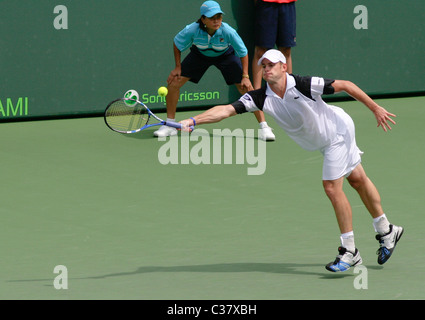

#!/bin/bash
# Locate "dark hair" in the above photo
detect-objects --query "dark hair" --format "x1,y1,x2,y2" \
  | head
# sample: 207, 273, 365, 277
197, 13, 223, 32
197, 16, 207, 31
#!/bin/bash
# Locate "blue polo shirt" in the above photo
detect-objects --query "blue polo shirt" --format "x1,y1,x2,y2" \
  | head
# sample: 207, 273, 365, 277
174, 22, 248, 58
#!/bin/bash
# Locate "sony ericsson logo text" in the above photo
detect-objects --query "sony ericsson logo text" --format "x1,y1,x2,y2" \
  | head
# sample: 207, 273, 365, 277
157, 128, 267, 176
142, 90, 220, 106
0, 97, 29, 118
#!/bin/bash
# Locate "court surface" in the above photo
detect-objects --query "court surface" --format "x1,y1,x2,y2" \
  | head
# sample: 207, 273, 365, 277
1, 96, 424, 300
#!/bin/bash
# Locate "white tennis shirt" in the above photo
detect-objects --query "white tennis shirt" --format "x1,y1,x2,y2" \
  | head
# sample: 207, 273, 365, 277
232, 73, 349, 151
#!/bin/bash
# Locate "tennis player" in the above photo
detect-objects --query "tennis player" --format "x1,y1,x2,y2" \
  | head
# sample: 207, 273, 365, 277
154, 1, 275, 141
181, 49, 404, 272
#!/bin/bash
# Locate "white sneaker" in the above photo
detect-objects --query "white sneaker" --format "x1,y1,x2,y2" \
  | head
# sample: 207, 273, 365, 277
258, 126, 275, 141
153, 125, 178, 137
326, 247, 363, 272
376, 224, 404, 265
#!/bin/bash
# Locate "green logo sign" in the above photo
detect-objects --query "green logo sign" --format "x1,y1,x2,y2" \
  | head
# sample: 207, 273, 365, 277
0, 97, 29, 117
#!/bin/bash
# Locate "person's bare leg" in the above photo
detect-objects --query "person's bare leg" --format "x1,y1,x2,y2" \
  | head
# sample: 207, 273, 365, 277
278, 47, 292, 74
250, 46, 275, 140
165, 76, 190, 119
153, 76, 190, 137
346, 164, 384, 219
323, 177, 362, 272
323, 177, 353, 234
252, 46, 267, 90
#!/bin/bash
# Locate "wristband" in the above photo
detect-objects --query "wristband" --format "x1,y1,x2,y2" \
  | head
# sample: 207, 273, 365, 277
190, 117, 196, 126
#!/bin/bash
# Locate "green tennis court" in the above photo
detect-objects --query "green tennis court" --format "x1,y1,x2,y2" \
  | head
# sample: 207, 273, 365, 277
1, 96, 424, 300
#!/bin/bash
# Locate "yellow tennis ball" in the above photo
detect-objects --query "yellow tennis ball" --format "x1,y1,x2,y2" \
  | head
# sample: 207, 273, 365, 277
158, 86, 168, 97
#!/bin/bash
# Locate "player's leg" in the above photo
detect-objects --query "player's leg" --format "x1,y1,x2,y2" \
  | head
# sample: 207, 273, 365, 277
323, 178, 362, 272
323, 108, 403, 269
323, 178, 353, 234
346, 164, 383, 219
321, 124, 362, 272
347, 164, 404, 264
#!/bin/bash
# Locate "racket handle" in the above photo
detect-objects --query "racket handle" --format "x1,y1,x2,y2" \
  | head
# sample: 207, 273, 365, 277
166, 121, 194, 131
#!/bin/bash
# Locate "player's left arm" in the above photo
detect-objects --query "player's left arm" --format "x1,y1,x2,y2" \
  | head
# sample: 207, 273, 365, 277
332, 80, 396, 132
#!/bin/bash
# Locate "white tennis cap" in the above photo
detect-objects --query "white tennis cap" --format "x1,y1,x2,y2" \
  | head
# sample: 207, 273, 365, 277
258, 49, 287, 65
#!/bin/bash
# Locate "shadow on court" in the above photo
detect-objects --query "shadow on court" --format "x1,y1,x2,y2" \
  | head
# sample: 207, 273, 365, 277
6, 262, 352, 284
3, 262, 388, 291
81, 262, 355, 280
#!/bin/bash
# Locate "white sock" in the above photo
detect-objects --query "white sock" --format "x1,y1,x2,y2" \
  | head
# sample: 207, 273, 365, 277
340, 231, 355, 253
259, 121, 268, 129
166, 118, 175, 122
373, 214, 390, 235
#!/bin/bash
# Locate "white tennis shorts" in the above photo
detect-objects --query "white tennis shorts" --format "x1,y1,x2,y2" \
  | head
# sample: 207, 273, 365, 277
320, 108, 363, 181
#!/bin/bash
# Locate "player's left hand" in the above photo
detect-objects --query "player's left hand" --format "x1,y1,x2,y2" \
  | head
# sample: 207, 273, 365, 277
374, 106, 396, 132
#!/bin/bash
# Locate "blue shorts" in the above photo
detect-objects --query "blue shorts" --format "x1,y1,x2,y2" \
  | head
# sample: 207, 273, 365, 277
254, 0, 297, 48
181, 45, 243, 85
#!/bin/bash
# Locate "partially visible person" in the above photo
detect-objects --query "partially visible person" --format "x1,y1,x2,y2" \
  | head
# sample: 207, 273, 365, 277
154, 1, 274, 141
250, 0, 297, 141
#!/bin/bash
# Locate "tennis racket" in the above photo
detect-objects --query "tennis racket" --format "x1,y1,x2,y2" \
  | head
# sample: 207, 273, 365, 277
104, 98, 193, 134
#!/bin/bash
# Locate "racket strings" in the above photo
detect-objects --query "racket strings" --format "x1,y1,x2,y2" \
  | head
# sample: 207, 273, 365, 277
105, 99, 149, 132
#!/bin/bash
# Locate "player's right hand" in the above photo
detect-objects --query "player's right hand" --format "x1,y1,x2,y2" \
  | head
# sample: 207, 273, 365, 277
178, 119, 194, 132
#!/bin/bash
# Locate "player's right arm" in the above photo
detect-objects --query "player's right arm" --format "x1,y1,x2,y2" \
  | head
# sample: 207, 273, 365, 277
180, 89, 263, 129
182, 104, 237, 128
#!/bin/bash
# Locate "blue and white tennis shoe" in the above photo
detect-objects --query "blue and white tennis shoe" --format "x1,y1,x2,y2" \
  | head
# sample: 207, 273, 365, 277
376, 224, 404, 265
325, 247, 363, 272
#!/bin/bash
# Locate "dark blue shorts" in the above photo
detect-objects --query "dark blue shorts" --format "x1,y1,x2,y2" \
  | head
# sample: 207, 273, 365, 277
254, 0, 297, 48
181, 45, 243, 85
